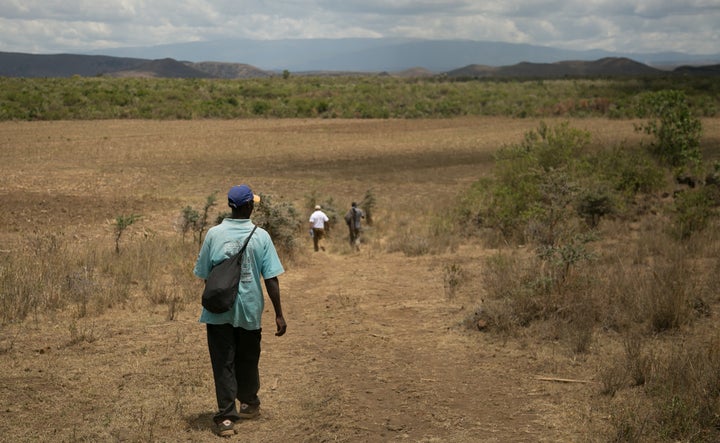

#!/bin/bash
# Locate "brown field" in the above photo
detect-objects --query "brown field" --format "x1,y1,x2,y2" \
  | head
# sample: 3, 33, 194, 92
1, 117, 719, 442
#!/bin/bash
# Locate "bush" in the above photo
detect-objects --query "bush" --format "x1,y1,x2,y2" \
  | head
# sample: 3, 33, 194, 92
576, 185, 615, 228
591, 145, 666, 195
670, 187, 716, 240
472, 121, 590, 243
478, 245, 595, 340
178, 206, 200, 243
252, 194, 302, 261
636, 89, 703, 169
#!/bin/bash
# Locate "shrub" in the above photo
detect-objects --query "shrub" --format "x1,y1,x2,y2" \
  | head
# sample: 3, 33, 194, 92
576, 185, 615, 228
442, 263, 464, 299
196, 193, 218, 247
252, 193, 302, 261
478, 246, 595, 339
478, 251, 542, 329
636, 89, 703, 169
474, 122, 590, 243
590, 145, 666, 195
535, 232, 596, 293
178, 206, 200, 243
451, 178, 494, 240
670, 187, 716, 240
523, 168, 579, 246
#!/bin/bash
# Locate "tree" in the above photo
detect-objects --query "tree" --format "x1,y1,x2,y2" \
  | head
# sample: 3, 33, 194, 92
196, 193, 217, 247
113, 214, 141, 253
179, 206, 200, 243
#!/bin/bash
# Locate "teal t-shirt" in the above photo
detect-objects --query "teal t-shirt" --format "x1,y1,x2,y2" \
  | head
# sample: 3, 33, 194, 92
194, 218, 284, 330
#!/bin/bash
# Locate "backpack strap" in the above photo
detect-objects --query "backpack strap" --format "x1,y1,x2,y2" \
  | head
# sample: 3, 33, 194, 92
239, 225, 258, 254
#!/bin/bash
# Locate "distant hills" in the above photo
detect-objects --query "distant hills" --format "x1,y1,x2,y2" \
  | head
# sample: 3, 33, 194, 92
1, 38, 720, 79
446, 58, 670, 78
0, 53, 269, 79
80, 38, 720, 73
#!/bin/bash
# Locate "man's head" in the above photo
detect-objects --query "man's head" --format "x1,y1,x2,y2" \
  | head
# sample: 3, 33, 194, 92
351, 202, 357, 208
228, 185, 260, 208
315, 205, 321, 210
228, 185, 260, 218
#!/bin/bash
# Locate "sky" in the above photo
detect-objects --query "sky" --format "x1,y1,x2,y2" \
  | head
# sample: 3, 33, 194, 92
1, 0, 719, 55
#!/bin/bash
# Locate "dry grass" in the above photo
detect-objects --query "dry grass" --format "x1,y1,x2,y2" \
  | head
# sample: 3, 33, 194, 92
1, 117, 720, 442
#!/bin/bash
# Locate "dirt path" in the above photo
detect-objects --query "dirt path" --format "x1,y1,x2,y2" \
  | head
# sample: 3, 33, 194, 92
243, 245, 595, 442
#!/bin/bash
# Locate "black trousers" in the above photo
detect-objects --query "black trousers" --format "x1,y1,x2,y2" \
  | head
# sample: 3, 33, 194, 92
206, 324, 262, 423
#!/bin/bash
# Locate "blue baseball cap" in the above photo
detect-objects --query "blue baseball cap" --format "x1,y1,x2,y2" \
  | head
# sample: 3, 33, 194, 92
228, 184, 260, 208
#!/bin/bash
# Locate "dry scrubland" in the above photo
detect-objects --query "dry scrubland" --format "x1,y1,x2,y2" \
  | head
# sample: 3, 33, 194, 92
1, 117, 720, 442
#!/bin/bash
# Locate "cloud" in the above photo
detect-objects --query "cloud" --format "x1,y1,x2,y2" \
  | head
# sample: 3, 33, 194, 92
319, 0, 473, 16
0, 0, 718, 55
0, 0, 138, 22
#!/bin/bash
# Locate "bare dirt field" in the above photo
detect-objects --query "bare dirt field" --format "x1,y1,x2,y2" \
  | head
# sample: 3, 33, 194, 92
1, 117, 719, 442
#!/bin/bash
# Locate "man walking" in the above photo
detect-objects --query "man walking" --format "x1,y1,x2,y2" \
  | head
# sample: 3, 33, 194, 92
308, 205, 330, 252
194, 184, 287, 437
344, 201, 365, 251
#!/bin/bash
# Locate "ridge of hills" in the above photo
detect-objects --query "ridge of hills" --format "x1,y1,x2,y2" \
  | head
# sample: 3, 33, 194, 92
446, 57, 670, 78
84, 38, 720, 72
1, 51, 719, 79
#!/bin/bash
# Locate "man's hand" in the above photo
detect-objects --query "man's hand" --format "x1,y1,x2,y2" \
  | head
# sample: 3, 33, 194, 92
264, 277, 285, 336
275, 315, 287, 336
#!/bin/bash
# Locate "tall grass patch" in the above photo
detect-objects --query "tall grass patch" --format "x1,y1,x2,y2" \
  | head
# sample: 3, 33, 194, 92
0, 234, 69, 323
384, 211, 460, 256
0, 232, 201, 325
603, 336, 720, 442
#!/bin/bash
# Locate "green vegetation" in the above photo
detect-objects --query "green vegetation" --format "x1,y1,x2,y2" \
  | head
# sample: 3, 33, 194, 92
196, 193, 218, 247
478, 121, 591, 243
113, 214, 142, 253
458, 110, 720, 440
636, 89, 704, 169
178, 206, 200, 243
0, 75, 718, 120
251, 194, 303, 261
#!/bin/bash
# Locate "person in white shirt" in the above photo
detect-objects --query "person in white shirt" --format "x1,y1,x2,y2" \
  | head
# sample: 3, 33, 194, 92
308, 205, 330, 252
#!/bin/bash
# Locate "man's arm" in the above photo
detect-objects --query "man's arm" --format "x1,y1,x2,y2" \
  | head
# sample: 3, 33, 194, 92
264, 277, 286, 336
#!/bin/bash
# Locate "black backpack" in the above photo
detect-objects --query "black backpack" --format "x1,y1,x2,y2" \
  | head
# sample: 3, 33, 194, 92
201, 226, 257, 313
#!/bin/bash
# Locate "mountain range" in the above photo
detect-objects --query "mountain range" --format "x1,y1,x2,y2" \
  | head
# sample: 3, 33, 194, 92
83, 38, 720, 72
2, 38, 719, 79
